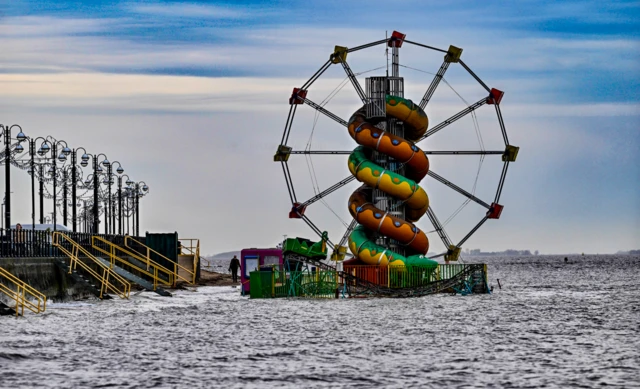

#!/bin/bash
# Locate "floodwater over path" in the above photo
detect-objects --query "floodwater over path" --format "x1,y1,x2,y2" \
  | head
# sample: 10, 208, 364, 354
1, 255, 639, 388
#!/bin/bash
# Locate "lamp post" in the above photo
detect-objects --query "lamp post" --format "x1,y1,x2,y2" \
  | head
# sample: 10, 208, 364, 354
28, 137, 52, 231
119, 174, 131, 235
132, 181, 149, 237
104, 161, 124, 235
1, 124, 28, 230
92, 153, 108, 233
72, 148, 92, 232
47, 137, 71, 231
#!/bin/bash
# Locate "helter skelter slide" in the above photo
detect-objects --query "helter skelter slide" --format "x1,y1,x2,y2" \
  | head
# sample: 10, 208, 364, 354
274, 31, 518, 277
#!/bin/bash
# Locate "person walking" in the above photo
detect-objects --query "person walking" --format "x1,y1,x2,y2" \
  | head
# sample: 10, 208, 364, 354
229, 255, 241, 283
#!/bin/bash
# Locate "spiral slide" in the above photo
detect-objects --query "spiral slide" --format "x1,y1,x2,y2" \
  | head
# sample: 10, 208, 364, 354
347, 96, 437, 268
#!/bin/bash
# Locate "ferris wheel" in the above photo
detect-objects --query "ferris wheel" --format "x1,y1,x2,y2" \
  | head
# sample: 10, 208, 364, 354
274, 31, 518, 265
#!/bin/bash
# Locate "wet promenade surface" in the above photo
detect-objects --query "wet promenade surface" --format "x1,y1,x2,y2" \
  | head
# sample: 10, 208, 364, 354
1, 255, 639, 388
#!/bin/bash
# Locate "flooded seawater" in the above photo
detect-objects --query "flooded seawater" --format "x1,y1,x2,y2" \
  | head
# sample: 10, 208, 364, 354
1, 255, 639, 388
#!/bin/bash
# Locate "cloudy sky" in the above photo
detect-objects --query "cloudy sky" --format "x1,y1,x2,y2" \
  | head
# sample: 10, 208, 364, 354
1, 0, 638, 256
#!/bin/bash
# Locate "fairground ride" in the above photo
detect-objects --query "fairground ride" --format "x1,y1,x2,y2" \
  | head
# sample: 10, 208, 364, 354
274, 31, 518, 270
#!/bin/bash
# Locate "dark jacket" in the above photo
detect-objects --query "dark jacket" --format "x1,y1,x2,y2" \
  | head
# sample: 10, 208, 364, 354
229, 258, 241, 271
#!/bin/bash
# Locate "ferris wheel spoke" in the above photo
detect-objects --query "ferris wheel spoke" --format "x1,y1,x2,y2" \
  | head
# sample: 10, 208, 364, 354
419, 60, 450, 109
299, 175, 356, 209
427, 170, 491, 210
300, 214, 335, 250
339, 60, 367, 105
456, 216, 489, 247
424, 150, 504, 155
418, 97, 487, 142
290, 150, 351, 155
300, 97, 348, 127
425, 206, 453, 250
336, 218, 358, 251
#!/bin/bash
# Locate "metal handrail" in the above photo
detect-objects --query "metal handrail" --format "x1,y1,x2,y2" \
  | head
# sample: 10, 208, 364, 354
91, 236, 175, 290
178, 238, 200, 284
124, 236, 195, 285
52, 232, 131, 299
0, 266, 47, 316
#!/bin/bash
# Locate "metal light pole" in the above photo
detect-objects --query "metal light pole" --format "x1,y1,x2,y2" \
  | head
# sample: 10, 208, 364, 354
73, 148, 91, 232
93, 154, 108, 233
29, 138, 49, 230
1, 124, 28, 230
134, 181, 149, 237
49, 139, 70, 231
119, 174, 131, 235
106, 161, 124, 235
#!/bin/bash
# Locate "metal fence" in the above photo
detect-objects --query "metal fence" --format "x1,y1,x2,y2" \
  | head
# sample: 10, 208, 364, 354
0, 229, 145, 258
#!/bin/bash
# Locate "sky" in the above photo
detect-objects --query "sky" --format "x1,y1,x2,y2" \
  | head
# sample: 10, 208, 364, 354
1, 0, 638, 256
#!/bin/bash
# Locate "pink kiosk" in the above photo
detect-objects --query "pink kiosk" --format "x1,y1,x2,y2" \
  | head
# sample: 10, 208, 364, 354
240, 248, 283, 294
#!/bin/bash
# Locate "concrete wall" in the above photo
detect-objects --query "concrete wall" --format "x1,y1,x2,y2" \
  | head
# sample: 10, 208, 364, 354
0, 257, 93, 301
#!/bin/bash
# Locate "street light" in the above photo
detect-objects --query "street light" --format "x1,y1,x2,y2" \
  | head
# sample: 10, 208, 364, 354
94, 153, 108, 233
132, 181, 149, 237
104, 161, 124, 235
1, 124, 28, 230
70, 147, 94, 232
45, 136, 71, 231
26, 136, 52, 231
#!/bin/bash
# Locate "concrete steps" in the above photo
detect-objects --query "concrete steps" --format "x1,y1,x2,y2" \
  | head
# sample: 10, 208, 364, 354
94, 257, 172, 297
53, 258, 113, 300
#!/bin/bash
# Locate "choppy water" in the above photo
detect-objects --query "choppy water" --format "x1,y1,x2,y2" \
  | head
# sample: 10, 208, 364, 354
1, 255, 639, 388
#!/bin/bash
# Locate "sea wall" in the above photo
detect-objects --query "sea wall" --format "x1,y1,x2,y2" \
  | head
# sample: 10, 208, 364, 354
0, 257, 93, 301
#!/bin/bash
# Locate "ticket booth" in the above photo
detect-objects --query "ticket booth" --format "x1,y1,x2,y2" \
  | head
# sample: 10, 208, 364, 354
240, 248, 282, 294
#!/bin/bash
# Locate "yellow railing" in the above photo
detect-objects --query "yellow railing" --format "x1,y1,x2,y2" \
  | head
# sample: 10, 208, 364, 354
91, 236, 175, 290
52, 232, 131, 299
178, 238, 200, 284
124, 236, 196, 285
0, 266, 46, 316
